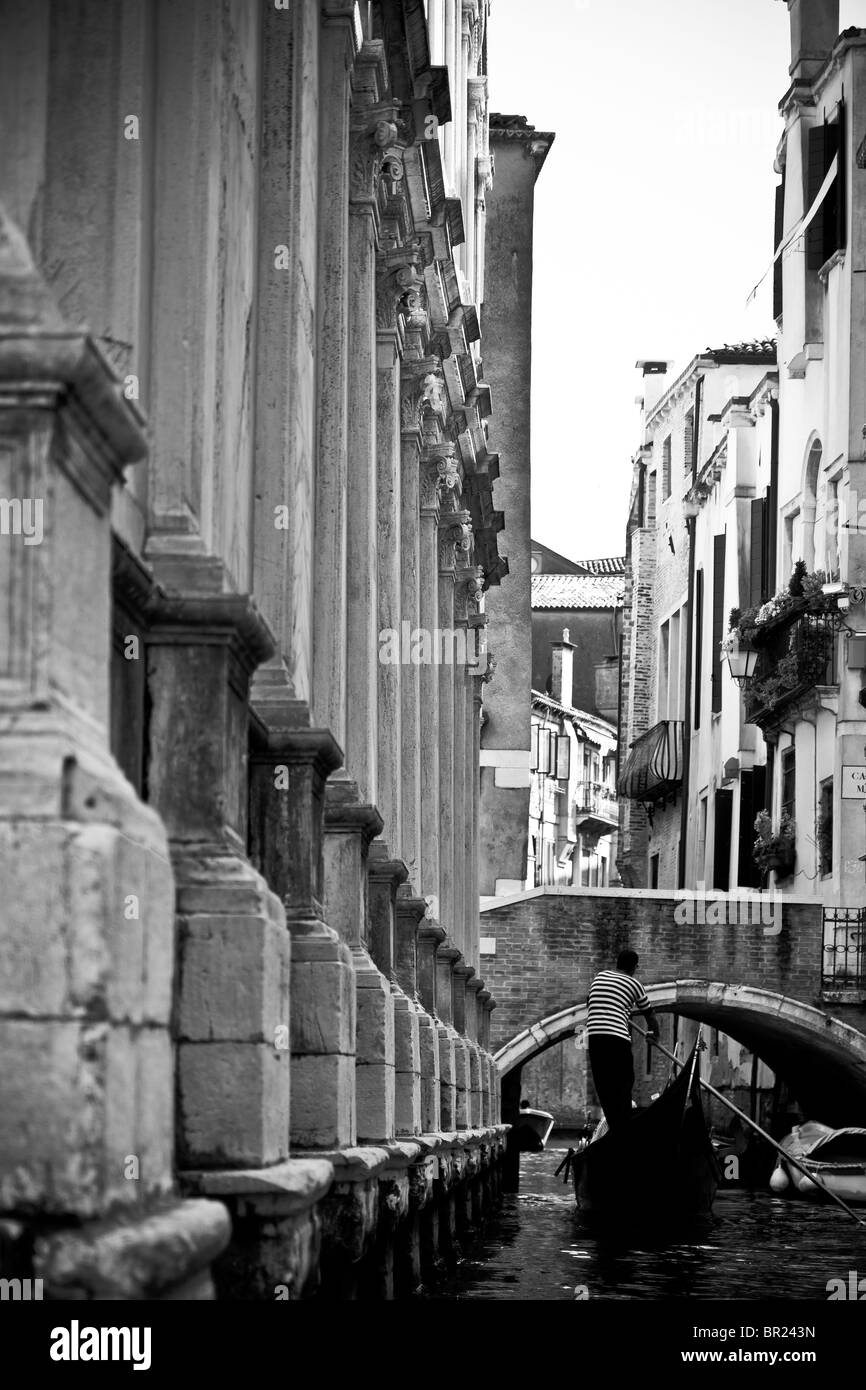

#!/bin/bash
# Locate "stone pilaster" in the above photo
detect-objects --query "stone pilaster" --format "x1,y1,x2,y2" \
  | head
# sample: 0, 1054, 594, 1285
419, 450, 443, 913
145, 584, 290, 1173
312, 4, 359, 746
394, 889, 427, 1137
437, 484, 466, 940
417, 922, 445, 1132
0, 213, 229, 1297
436, 946, 461, 1130
323, 782, 395, 1143
248, 723, 355, 1151
400, 364, 442, 890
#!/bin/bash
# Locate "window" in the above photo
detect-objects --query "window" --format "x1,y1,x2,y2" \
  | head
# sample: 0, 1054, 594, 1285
803, 440, 822, 570
650, 852, 660, 888
670, 608, 682, 719
694, 568, 704, 731
658, 620, 670, 720
781, 747, 796, 823
826, 477, 840, 580
818, 777, 833, 878
697, 794, 708, 883
600, 855, 608, 886
684, 407, 695, 473
773, 171, 786, 321
646, 470, 657, 527
711, 533, 726, 714
661, 436, 672, 500
750, 495, 770, 607
806, 104, 846, 273
782, 510, 799, 580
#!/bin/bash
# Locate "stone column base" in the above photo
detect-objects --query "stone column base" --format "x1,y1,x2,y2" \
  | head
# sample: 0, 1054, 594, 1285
182, 1159, 334, 1300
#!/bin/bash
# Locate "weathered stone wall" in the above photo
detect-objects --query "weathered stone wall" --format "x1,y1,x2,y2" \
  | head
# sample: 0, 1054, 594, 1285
0, 0, 514, 1301
479, 118, 553, 897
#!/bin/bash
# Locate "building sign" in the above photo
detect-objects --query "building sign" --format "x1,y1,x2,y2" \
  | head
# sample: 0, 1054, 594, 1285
841, 765, 866, 799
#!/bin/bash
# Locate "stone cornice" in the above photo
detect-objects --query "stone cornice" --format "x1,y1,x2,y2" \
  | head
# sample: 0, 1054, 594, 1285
779, 28, 866, 116
147, 591, 277, 676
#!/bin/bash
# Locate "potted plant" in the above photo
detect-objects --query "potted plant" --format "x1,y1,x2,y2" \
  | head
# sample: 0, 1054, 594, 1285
753, 809, 796, 877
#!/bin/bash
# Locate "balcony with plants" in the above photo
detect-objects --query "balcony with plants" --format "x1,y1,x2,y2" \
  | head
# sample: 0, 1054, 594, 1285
574, 779, 619, 836
725, 562, 839, 731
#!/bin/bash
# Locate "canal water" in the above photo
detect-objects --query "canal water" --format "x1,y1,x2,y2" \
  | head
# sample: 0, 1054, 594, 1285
433, 1135, 866, 1301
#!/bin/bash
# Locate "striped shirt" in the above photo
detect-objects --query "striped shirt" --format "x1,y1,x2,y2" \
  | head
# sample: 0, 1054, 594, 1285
586, 970, 652, 1041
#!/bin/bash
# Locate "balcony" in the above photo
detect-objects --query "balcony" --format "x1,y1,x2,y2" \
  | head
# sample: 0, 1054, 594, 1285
743, 609, 838, 730
617, 720, 684, 805
822, 906, 866, 999
574, 780, 619, 836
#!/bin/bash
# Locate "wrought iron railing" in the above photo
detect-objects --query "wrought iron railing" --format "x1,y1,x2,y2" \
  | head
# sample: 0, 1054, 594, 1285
574, 780, 619, 818
617, 719, 684, 803
744, 609, 838, 727
822, 906, 866, 990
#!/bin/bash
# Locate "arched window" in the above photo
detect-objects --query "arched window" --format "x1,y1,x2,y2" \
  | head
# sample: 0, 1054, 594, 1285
801, 437, 822, 571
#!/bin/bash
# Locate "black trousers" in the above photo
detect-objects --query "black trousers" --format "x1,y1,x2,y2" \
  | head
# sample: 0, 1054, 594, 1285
588, 1035, 634, 1132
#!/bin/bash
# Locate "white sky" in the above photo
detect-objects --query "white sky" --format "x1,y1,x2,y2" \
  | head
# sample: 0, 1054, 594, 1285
487, 0, 866, 563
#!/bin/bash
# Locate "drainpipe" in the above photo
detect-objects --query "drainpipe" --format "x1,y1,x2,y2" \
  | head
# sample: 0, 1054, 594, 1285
678, 376, 703, 889
768, 395, 779, 591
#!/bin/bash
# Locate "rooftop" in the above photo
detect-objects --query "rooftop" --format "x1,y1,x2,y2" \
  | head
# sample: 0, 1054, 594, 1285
532, 574, 624, 610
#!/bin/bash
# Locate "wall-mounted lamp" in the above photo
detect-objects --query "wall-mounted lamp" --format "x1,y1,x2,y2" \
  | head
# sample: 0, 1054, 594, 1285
723, 634, 759, 687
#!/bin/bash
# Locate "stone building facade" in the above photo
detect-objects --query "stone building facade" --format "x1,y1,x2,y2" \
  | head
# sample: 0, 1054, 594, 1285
0, 0, 535, 1300
478, 115, 553, 898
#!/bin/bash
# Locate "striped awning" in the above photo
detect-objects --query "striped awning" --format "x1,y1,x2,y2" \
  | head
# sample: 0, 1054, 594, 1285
617, 720, 684, 802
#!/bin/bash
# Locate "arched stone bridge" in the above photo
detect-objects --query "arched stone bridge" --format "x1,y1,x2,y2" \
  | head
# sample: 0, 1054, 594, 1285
479, 888, 866, 1122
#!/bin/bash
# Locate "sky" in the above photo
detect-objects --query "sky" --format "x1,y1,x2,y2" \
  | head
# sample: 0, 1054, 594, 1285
487, 0, 866, 564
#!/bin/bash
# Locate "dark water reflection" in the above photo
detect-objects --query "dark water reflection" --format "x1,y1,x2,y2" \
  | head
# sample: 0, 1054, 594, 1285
433, 1136, 866, 1301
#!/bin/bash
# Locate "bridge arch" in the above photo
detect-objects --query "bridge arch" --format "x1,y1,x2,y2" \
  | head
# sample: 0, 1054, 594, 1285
495, 980, 866, 1122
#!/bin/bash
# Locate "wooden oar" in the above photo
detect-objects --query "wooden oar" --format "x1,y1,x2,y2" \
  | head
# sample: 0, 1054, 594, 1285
632, 1023, 866, 1228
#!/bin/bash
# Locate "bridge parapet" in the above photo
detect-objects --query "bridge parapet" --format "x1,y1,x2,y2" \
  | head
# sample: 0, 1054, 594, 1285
481, 889, 866, 1121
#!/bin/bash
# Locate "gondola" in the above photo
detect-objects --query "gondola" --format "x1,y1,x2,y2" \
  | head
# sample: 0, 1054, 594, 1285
556, 1043, 720, 1226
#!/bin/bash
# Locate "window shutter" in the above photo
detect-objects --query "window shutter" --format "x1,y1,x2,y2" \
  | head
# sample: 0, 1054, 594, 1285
555, 734, 571, 781
737, 768, 767, 889
834, 102, 846, 259
713, 788, 733, 891
772, 173, 785, 320
806, 123, 829, 271
806, 114, 845, 272
694, 569, 704, 731
750, 497, 765, 607
711, 534, 726, 714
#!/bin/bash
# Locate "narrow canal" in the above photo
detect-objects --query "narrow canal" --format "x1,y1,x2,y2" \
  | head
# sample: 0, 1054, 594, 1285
433, 1136, 866, 1300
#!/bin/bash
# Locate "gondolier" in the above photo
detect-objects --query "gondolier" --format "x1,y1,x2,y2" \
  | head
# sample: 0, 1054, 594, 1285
585, 949, 659, 1132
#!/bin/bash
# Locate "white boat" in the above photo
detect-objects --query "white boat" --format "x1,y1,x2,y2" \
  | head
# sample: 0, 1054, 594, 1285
770, 1121, 866, 1203
514, 1106, 555, 1151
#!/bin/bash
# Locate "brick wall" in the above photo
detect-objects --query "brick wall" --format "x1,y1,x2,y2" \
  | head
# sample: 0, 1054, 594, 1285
482, 889, 823, 1054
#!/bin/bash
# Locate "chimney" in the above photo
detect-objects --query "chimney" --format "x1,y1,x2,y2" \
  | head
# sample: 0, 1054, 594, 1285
594, 656, 620, 724
551, 629, 575, 707
785, 0, 839, 81
635, 359, 672, 418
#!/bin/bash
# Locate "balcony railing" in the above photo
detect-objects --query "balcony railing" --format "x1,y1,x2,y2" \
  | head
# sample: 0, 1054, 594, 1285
575, 780, 619, 819
822, 906, 866, 992
617, 719, 683, 804
743, 609, 838, 728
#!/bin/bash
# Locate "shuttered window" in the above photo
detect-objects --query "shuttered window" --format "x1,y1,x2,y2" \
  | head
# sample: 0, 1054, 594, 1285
806, 106, 845, 273
772, 172, 786, 320
711, 534, 726, 714
749, 495, 770, 607
694, 568, 704, 731
713, 788, 733, 891
737, 765, 767, 888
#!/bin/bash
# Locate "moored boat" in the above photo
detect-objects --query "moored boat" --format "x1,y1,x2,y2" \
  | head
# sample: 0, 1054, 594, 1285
770, 1122, 866, 1203
559, 1044, 719, 1224
513, 1106, 555, 1151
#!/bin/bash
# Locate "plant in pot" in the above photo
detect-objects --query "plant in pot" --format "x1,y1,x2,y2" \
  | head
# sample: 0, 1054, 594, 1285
753, 809, 796, 877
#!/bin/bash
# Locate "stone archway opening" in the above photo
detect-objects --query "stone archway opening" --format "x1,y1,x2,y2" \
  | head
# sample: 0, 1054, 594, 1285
496, 980, 866, 1126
